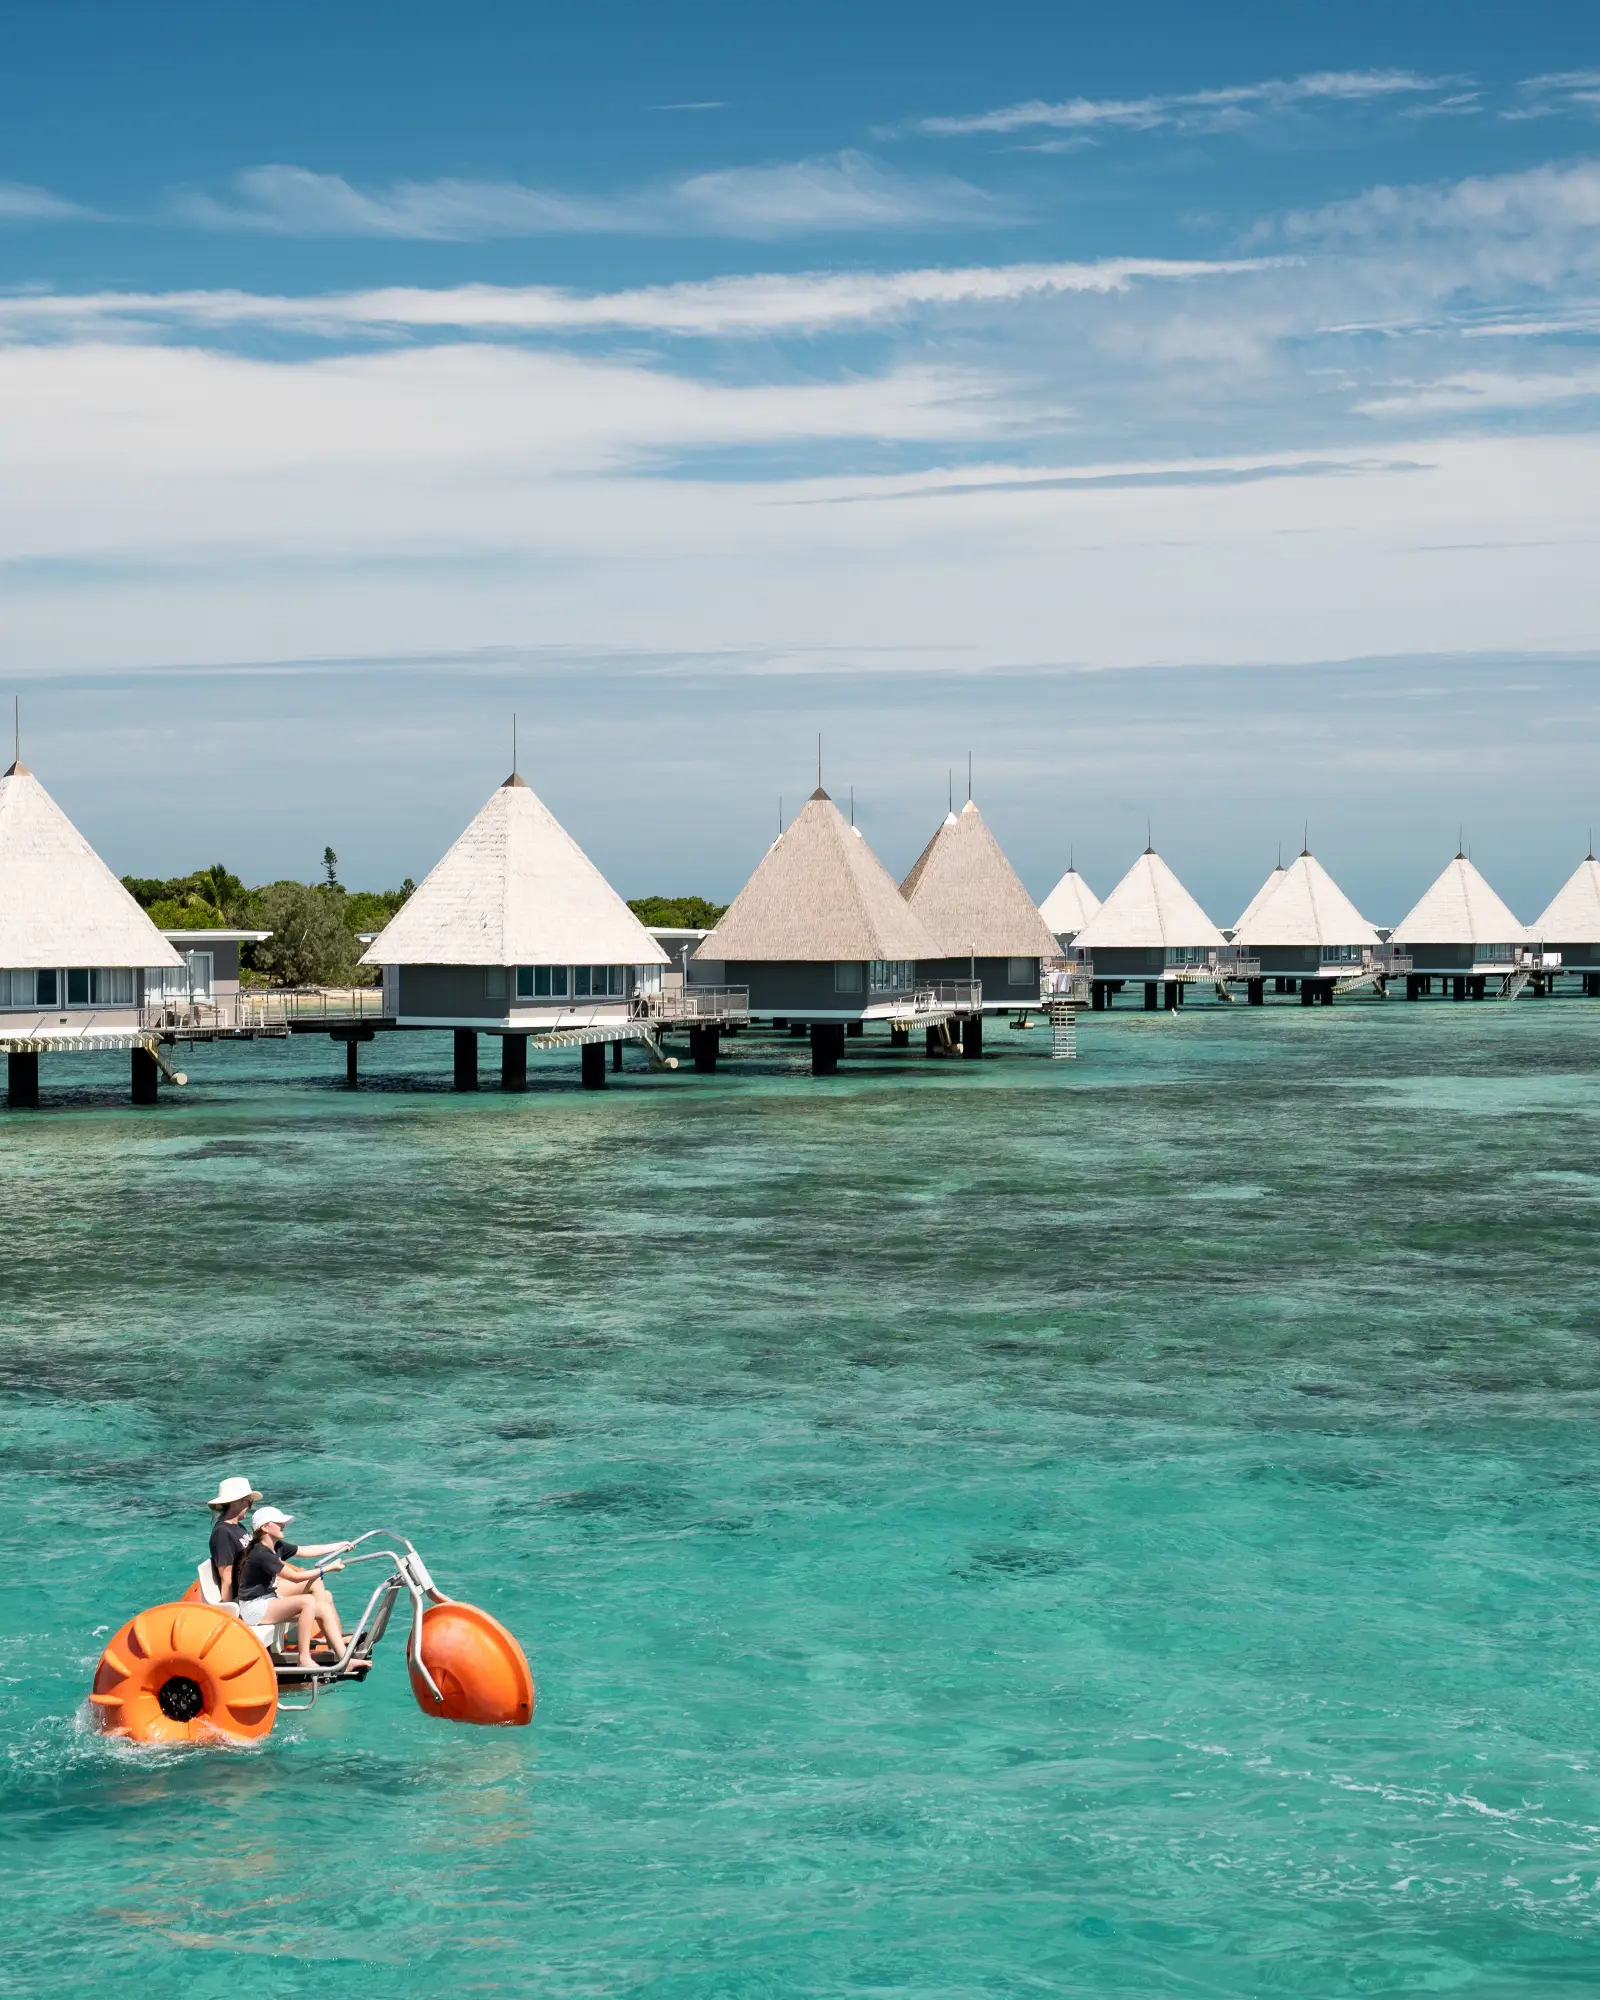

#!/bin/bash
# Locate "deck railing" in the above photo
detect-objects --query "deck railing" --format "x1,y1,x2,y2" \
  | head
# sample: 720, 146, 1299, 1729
636, 986, 751, 1024
142, 986, 388, 1032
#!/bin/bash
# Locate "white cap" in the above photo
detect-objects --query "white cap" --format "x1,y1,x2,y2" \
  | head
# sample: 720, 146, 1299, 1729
252, 1505, 294, 1530
206, 1475, 262, 1511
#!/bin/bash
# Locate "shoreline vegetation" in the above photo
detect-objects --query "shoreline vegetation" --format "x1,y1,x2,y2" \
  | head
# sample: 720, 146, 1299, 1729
120, 862, 726, 988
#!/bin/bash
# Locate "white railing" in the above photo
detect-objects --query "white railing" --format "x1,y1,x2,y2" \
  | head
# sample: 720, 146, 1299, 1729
637, 986, 750, 1024
928, 980, 982, 1013
142, 986, 388, 1032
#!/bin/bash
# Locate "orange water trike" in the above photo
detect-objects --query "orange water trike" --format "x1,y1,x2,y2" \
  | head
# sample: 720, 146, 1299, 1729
89, 1530, 533, 1745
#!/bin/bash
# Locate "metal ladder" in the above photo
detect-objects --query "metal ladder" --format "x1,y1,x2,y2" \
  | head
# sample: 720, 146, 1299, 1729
1499, 967, 1531, 1002
1047, 999, 1077, 1060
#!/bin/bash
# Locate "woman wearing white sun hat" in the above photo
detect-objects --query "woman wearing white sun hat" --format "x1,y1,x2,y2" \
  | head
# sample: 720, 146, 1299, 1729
205, 1475, 262, 1602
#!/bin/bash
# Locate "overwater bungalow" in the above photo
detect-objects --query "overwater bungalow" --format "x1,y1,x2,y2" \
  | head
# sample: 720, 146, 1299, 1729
1233, 848, 1394, 1005
360, 769, 671, 1089
1038, 861, 1102, 951
1, 757, 184, 1107
1390, 853, 1529, 999
1532, 851, 1600, 994
900, 799, 1060, 1046
1070, 847, 1237, 1009
149, 926, 273, 1018
688, 786, 951, 1072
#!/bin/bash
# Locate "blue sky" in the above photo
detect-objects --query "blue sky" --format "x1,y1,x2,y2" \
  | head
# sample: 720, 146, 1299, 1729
2, 1, 1598, 914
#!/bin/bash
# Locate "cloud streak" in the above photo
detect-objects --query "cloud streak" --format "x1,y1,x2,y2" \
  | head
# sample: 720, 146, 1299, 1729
0, 255, 1277, 345
171, 152, 1002, 239
0, 180, 94, 223
899, 70, 1455, 139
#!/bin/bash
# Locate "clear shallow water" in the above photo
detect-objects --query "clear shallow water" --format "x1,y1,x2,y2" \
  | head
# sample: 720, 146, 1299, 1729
4, 1005, 1600, 1997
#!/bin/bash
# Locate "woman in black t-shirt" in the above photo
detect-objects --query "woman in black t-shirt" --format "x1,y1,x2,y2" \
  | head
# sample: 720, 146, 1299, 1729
236, 1508, 349, 1666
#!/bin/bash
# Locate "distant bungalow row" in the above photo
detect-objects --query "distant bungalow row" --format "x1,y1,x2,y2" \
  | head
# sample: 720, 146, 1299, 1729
2, 749, 1599, 1106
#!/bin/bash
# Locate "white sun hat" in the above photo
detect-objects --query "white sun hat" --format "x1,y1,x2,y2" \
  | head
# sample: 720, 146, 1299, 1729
206, 1475, 263, 1511
252, 1505, 294, 1530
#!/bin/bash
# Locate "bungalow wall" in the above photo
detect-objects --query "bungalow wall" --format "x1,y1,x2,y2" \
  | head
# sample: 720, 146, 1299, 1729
918, 953, 1042, 1007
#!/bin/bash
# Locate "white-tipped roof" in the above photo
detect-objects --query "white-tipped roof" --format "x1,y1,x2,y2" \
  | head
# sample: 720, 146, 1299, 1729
696, 788, 941, 963
360, 773, 668, 968
1534, 855, 1600, 941
0, 761, 182, 970
1039, 863, 1102, 939
900, 799, 1058, 959
1072, 849, 1225, 952
1232, 861, 1287, 938
1236, 851, 1381, 949
1391, 854, 1526, 947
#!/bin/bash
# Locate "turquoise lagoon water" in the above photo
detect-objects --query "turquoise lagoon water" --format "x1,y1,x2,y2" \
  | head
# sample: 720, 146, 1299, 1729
4, 1004, 1600, 1996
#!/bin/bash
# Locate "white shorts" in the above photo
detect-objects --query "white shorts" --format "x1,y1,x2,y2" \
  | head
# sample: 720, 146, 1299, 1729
239, 1595, 292, 1630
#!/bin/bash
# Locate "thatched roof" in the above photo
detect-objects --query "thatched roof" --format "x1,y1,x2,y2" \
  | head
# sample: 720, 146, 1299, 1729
1072, 849, 1224, 951
1236, 851, 1380, 948
696, 788, 940, 962
900, 800, 1058, 958
1391, 854, 1526, 947
1038, 864, 1101, 940
0, 761, 182, 970
1533, 855, 1600, 940
361, 774, 669, 967
1231, 861, 1286, 938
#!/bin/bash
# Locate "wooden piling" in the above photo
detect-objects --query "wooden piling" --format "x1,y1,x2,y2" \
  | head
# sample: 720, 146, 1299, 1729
501, 1033, 528, 1092
6, 1050, 39, 1110
454, 1029, 479, 1090
131, 1046, 159, 1106
581, 1040, 607, 1089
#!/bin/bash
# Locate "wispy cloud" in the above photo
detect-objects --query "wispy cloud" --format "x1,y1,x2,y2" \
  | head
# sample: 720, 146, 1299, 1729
1357, 367, 1600, 415
170, 152, 1001, 240
0, 180, 94, 223
0, 255, 1277, 344
1505, 72, 1600, 122
1276, 158, 1600, 241
898, 70, 1456, 139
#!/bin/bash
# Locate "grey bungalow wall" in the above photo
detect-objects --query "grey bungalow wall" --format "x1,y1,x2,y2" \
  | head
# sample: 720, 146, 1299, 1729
919, 953, 1042, 1004
395, 964, 641, 1020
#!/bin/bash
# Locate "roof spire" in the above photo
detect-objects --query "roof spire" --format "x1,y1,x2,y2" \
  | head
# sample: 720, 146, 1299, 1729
809, 734, 829, 803
967, 751, 972, 804
1302, 820, 1310, 857
502, 711, 528, 787
849, 784, 855, 828
1457, 823, 1465, 860
948, 768, 952, 814
1145, 815, 1154, 856
5, 695, 27, 778
1276, 840, 1283, 870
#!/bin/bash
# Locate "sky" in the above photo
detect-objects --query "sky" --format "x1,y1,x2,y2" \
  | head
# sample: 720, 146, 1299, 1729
2, 0, 1598, 920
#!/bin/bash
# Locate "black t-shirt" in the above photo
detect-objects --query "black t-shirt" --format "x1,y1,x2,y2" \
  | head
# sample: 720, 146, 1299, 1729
209, 1517, 250, 1595
237, 1538, 300, 1601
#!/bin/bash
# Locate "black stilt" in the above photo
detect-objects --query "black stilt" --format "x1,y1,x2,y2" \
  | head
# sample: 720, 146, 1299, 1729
6, 1050, 40, 1110
346, 1038, 360, 1088
961, 1014, 984, 1059
789, 1022, 808, 1038
810, 1022, 844, 1075
1247, 979, 1264, 1006
131, 1046, 159, 1106
846, 1020, 864, 1038
925, 1025, 944, 1054
689, 1026, 720, 1072
1144, 982, 1159, 1011
1164, 981, 1179, 1011
1301, 980, 1316, 1007
581, 1040, 607, 1089
611, 1039, 623, 1072
1091, 982, 1106, 1011
1452, 977, 1466, 1002
501, 1033, 528, 1092
889, 1025, 910, 1049
453, 1029, 479, 1090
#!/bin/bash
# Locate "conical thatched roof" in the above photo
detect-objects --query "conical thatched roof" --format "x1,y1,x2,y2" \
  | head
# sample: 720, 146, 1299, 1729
1391, 854, 1526, 947
1533, 855, 1600, 940
1072, 849, 1224, 952
1039, 864, 1101, 940
1232, 861, 1286, 938
1236, 851, 1380, 949
696, 788, 940, 962
900, 800, 1058, 958
360, 773, 668, 967
0, 761, 182, 969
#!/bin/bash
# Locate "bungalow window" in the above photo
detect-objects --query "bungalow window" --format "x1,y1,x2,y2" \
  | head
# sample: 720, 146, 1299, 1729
573, 966, 624, 998
0, 969, 55, 1007
484, 967, 508, 1001
67, 968, 90, 1005
90, 968, 135, 1005
526, 966, 569, 998
1170, 947, 1212, 967
1480, 944, 1514, 963
1319, 945, 1361, 964
834, 962, 863, 993
868, 960, 914, 992
1006, 957, 1034, 986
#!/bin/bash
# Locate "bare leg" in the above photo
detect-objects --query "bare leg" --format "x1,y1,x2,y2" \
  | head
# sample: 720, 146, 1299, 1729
308, 1580, 347, 1654
264, 1591, 320, 1667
